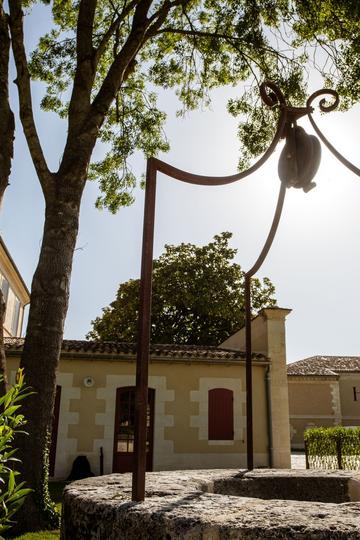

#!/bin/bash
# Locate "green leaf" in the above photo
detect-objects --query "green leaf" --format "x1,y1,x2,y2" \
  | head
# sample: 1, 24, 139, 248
7, 471, 15, 496
7, 488, 33, 503
0, 369, 31, 530
3, 406, 21, 417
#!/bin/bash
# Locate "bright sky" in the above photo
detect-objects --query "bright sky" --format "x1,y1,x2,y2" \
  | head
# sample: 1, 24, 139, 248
2, 6, 360, 363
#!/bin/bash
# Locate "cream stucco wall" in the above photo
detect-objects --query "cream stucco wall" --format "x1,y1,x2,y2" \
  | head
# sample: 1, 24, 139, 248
63, 359, 269, 476
288, 377, 339, 448
338, 373, 360, 425
6, 355, 270, 478
288, 372, 360, 448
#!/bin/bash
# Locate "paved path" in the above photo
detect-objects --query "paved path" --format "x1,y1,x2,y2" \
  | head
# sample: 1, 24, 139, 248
291, 452, 306, 469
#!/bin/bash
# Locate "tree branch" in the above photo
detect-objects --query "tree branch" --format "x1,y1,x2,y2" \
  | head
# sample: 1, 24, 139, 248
146, 0, 189, 25
67, 0, 98, 135
87, 0, 155, 130
144, 0, 188, 39
131, 0, 153, 28
67, 0, 190, 157
59, 0, 154, 177
95, 0, 140, 63
156, 26, 233, 40
8, 0, 52, 196
77, 0, 97, 61
0, 3, 14, 208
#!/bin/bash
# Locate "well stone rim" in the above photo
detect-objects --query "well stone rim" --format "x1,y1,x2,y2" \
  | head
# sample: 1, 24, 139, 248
61, 469, 360, 539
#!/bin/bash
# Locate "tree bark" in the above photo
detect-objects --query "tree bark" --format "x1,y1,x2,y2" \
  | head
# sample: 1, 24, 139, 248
0, 4, 14, 208
13, 178, 85, 533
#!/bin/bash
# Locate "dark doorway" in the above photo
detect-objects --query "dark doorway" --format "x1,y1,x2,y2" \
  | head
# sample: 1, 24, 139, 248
113, 386, 155, 473
49, 385, 62, 477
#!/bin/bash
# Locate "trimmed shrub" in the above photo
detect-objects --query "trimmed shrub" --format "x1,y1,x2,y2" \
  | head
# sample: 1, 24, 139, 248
304, 426, 360, 470
0, 369, 32, 535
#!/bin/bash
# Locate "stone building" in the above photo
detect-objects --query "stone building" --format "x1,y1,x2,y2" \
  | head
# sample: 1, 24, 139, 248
5, 307, 291, 479
0, 236, 29, 337
288, 356, 360, 449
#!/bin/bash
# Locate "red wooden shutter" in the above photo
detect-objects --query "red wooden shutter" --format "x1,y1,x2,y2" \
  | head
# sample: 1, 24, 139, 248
208, 388, 234, 440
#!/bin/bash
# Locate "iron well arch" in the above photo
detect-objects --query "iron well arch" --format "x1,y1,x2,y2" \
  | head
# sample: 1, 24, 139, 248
132, 82, 360, 501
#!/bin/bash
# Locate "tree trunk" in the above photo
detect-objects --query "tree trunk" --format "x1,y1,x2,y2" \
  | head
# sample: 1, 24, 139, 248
13, 179, 85, 533
0, 3, 15, 208
0, 5, 13, 391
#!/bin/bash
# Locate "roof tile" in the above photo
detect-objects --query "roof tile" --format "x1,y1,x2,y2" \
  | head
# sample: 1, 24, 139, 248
5, 338, 266, 362
287, 355, 360, 376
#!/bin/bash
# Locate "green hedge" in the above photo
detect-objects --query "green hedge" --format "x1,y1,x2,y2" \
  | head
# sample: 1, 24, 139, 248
304, 426, 360, 470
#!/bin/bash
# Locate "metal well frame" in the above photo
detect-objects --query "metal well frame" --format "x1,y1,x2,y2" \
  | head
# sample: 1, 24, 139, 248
131, 81, 360, 501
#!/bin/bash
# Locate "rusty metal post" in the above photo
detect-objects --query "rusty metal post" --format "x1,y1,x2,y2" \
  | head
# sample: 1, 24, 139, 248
336, 438, 343, 470
100, 446, 104, 475
304, 440, 310, 469
245, 274, 253, 470
132, 158, 157, 501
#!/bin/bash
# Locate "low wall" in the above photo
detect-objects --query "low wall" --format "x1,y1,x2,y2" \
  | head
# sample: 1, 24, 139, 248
61, 469, 360, 539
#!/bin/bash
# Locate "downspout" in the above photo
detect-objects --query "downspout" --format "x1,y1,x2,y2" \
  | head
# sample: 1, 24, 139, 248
265, 365, 273, 468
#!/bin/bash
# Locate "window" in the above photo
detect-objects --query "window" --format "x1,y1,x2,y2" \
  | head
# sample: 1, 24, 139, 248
208, 388, 234, 440
0, 274, 9, 304
11, 297, 21, 336
353, 387, 359, 402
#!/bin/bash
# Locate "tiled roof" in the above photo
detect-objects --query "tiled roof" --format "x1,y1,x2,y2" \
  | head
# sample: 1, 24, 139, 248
4, 338, 266, 362
287, 355, 360, 377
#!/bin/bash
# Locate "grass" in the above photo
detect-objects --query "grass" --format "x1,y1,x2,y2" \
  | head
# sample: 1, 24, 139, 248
48, 482, 66, 515
12, 482, 66, 540
12, 523, 60, 538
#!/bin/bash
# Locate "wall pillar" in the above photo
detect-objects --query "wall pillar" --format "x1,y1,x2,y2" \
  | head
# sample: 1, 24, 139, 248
221, 307, 292, 469
330, 381, 342, 425
263, 308, 291, 468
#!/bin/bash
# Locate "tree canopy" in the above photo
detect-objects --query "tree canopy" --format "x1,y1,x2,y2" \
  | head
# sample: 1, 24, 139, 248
88, 232, 276, 345
23, 1, 360, 193
24, 0, 315, 211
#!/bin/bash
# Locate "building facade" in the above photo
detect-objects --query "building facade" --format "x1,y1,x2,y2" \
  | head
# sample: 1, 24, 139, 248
5, 307, 292, 479
288, 356, 360, 449
0, 236, 29, 337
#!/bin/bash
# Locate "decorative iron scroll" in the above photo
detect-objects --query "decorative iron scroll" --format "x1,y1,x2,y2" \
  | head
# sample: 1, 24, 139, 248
307, 90, 360, 177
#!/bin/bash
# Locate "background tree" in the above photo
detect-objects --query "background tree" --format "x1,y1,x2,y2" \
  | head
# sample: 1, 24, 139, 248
88, 232, 276, 345
2, 0, 359, 532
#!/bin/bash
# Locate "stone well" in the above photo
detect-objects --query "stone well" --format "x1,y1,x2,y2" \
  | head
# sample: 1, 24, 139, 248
61, 469, 360, 539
